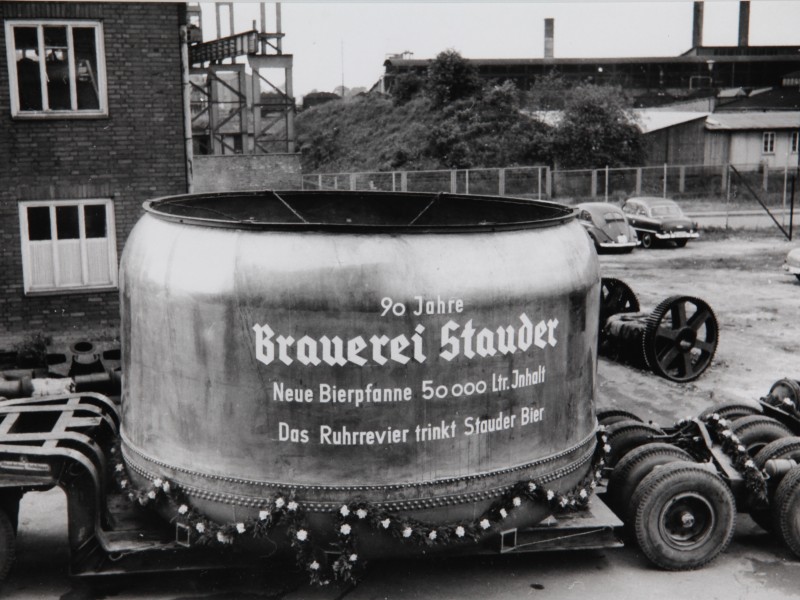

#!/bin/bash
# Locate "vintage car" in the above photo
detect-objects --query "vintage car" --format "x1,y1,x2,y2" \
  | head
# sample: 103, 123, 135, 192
576, 202, 639, 253
621, 196, 699, 249
785, 247, 800, 281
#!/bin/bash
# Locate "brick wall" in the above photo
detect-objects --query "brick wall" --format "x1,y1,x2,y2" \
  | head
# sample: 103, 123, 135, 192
0, 2, 188, 351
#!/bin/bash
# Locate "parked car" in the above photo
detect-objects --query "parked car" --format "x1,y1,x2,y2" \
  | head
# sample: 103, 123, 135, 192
576, 202, 639, 253
621, 197, 699, 249
785, 247, 800, 282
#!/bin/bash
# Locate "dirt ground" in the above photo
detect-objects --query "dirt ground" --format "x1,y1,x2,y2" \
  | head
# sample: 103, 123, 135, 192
595, 231, 799, 425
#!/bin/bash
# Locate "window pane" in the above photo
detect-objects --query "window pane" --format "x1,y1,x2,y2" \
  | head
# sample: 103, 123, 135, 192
27, 207, 52, 240
14, 27, 43, 111
73, 28, 100, 110
44, 26, 71, 110
55, 206, 80, 239
84, 205, 107, 238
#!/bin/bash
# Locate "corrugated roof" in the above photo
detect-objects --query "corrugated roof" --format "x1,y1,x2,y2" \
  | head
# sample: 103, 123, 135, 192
705, 112, 800, 130
633, 110, 709, 133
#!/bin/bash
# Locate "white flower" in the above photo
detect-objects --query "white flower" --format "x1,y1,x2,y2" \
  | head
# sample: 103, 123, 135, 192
595, 471, 602, 479
340, 505, 350, 517
153, 478, 163, 488
356, 508, 368, 520
259, 510, 269, 521
603, 444, 612, 453
745, 459, 755, 469
512, 497, 522, 507
590, 481, 597, 489
719, 419, 729, 427
730, 435, 740, 444
499, 508, 508, 519
381, 518, 391, 529
600, 434, 608, 443
115, 464, 124, 472
310, 560, 320, 571
528, 482, 537, 492
274, 497, 285, 509
196, 523, 206, 533
579, 489, 588, 499
349, 553, 358, 562
560, 497, 569, 507
721, 430, 732, 438
455, 526, 465, 538
162, 482, 171, 493
236, 522, 246, 534
296, 529, 308, 541
178, 504, 188, 515
217, 532, 231, 544
480, 519, 491, 530
147, 490, 157, 500
120, 479, 128, 489
784, 398, 794, 406
546, 490, 555, 501
287, 501, 298, 512
340, 523, 351, 536
738, 445, 746, 453
402, 527, 412, 538
428, 530, 437, 541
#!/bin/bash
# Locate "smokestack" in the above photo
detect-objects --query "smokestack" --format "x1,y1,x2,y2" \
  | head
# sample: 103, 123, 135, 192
692, 1, 704, 48
738, 1, 750, 47
544, 18, 554, 58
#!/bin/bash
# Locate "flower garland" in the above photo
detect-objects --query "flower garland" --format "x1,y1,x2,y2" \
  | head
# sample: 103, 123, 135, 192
109, 430, 610, 586
697, 413, 769, 506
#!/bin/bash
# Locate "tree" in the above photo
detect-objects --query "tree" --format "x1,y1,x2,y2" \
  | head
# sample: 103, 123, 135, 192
553, 84, 644, 169
425, 49, 482, 107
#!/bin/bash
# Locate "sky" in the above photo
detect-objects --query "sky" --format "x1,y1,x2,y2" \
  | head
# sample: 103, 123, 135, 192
198, 1, 800, 99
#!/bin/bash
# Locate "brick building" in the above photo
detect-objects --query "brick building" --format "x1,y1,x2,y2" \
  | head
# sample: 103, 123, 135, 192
0, 2, 189, 351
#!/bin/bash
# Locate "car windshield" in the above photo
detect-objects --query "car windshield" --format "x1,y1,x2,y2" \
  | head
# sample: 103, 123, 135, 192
650, 204, 682, 217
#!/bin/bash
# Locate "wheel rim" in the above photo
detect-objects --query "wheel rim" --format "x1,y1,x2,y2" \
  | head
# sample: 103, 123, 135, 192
659, 492, 715, 549
644, 296, 718, 382
641, 233, 653, 248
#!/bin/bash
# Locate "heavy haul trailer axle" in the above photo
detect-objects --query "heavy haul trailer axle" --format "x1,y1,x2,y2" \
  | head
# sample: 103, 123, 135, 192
0, 392, 623, 585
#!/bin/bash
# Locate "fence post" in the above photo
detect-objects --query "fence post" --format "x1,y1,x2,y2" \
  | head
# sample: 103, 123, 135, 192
604, 166, 609, 202
466, 170, 470, 195
450, 170, 457, 194
499, 168, 506, 196
721, 164, 728, 194
663, 163, 667, 198
545, 167, 552, 198
763, 164, 769, 192
350, 173, 356, 191
392, 172, 396, 192
317, 174, 322, 191
636, 168, 642, 195
679, 166, 686, 193
401, 171, 408, 192
591, 170, 598, 198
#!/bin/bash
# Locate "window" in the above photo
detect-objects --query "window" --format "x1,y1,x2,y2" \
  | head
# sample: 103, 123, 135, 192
762, 131, 776, 154
18, 199, 117, 294
792, 131, 799, 154
5, 20, 107, 118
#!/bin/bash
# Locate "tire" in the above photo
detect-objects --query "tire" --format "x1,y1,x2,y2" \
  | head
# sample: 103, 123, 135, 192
631, 462, 736, 570
698, 401, 763, 421
674, 239, 688, 248
607, 442, 694, 521
773, 465, 800, 557
605, 420, 664, 467
729, 416, 793, 456
640, 232, 654, 249
750, 437, 800, 530
597, 408, 643, 427
0, 508, 16, 583
0, 492, 21, 535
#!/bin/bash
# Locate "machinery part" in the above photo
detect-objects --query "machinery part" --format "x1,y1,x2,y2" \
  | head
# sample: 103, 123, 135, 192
599, 278, 640, 330
729, 416, 793, 456
631, 461, 736, 571
640, 232, 654, 249
596, 408, 643, 427
773, 465, 800, 557
764, 378, 800, 411
698, 401, 763, 421
0, 508, 15, 583
605, 420, 664, 467
750, 437, 800, 530
607, 442, 694, 521
643, 296, 718, 383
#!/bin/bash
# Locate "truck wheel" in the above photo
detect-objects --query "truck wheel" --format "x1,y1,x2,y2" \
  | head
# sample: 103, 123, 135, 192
698, 401, 762, 421
605, 420, 663, 467
607, 443, 694, 522
730, 416, 793, 456
748, 437, 800, 530
632, 462, 735, 570
597, 408, 643, 427
774, 465, 800, 557
0, 508, 16, 583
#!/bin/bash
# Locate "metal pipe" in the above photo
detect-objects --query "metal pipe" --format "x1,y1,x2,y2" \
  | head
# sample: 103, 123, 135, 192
180, 26, 194, 193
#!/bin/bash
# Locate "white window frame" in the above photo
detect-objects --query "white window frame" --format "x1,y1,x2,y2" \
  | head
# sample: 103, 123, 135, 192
18, 199, 118, 295
762, 131, 776, 155
792, 131, 799, 154
5, 19, 108, 118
